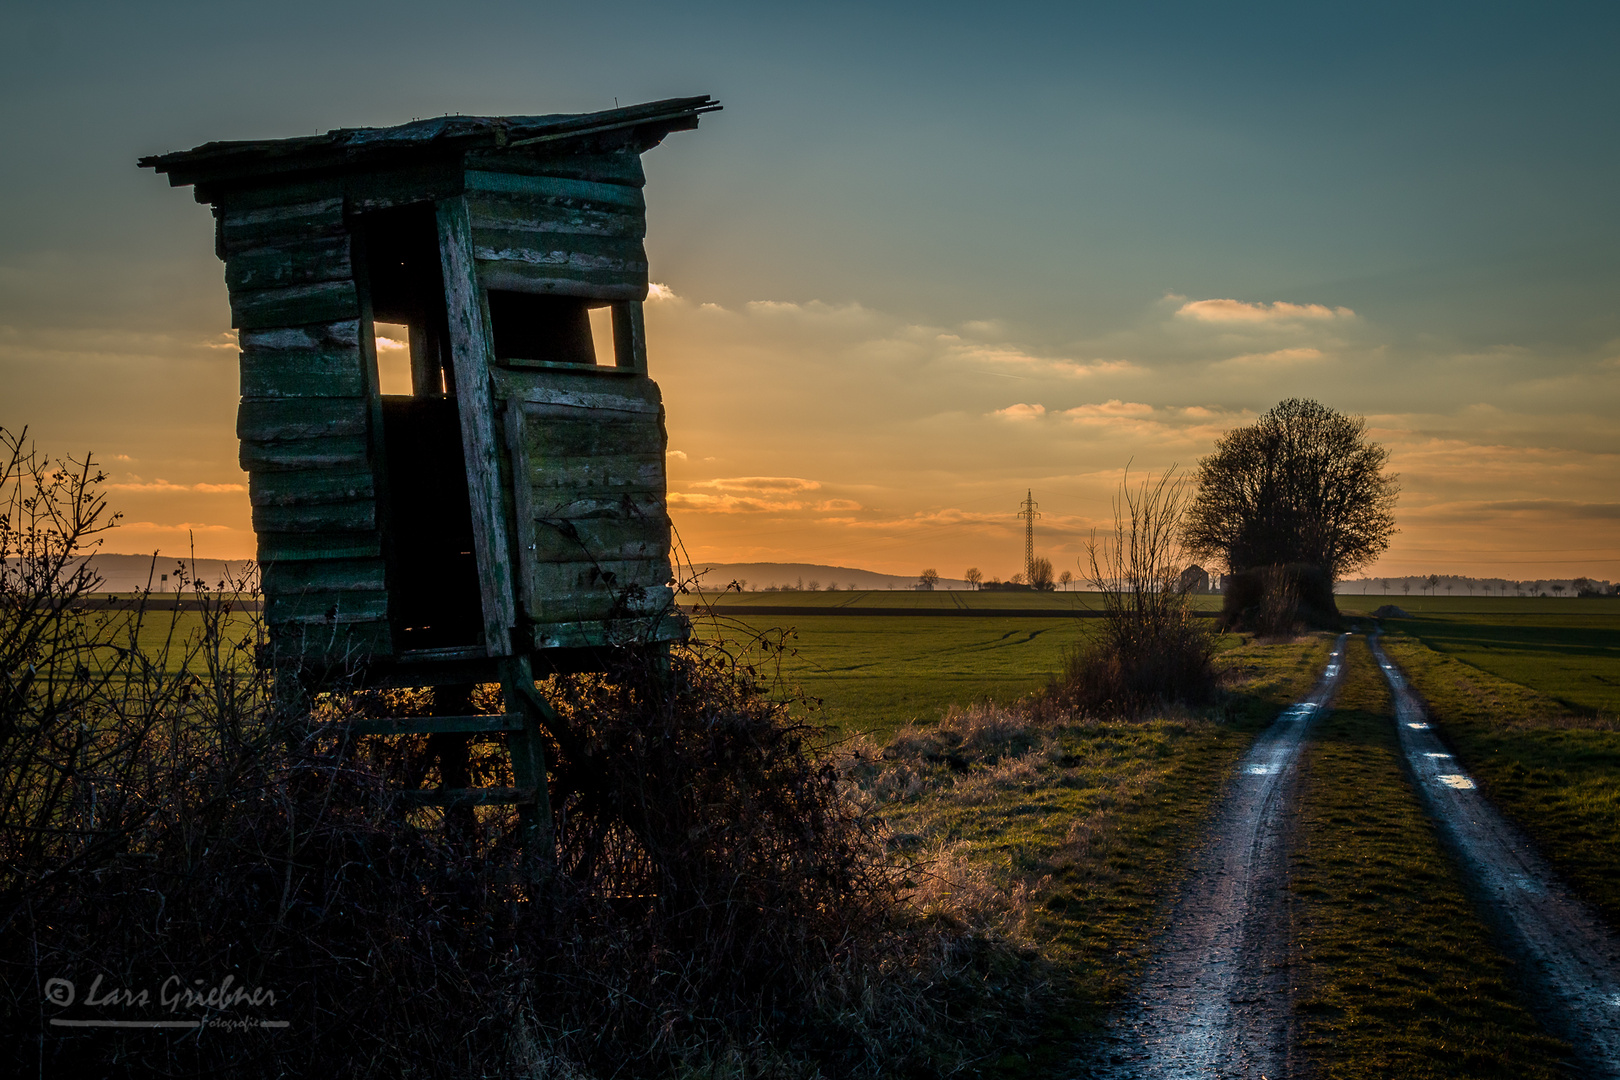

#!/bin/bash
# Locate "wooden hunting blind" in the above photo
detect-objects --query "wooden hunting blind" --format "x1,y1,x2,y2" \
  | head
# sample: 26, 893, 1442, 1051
142, 97, 719, 687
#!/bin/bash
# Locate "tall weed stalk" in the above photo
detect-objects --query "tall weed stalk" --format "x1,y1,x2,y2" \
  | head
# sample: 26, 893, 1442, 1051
1056, 468, 1216, 714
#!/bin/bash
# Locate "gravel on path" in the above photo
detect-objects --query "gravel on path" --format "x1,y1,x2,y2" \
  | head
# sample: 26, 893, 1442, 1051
1082, 634, 1349, 1079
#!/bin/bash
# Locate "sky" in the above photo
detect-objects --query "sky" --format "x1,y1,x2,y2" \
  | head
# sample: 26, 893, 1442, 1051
1, 0, 1616, 582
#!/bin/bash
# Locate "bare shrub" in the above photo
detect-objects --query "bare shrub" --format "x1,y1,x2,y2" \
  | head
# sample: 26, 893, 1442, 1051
1057, 468, 1216, 714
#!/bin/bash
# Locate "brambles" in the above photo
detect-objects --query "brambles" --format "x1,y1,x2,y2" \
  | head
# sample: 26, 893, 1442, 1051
2, 427, 1050, 1079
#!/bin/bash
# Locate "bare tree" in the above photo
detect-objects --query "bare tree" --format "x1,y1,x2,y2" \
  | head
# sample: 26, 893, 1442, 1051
1029, 556, 1055, 592
963, 567, 982, 590
917, 568, 940, 591
1059, 569, 1073, 591
1185, 399, 1399, 582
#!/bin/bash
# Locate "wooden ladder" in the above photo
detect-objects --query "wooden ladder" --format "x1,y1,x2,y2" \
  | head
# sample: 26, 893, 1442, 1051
338, 656, 559, 853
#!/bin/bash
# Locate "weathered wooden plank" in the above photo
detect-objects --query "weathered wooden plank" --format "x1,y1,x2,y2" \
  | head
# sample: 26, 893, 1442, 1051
466, 194, 643, 239
239, 434, 369, 473
473, 229, 641, 268
527, 518, 669, 563
263, 557, 387, 596
239, 321, 362, 353
611, 301, 647, 372
505, 399, 543, 627
494, 372, 661, 413
436, 194, 518, 658
464, 148, 646, 188
266, 589, 390, 624
522, 492, 667, 521
524, 458, 664, 493
230, 279, 361, 330
471, 228, 644, 269
464, 171, 646, 212
249, 467, 375, 507
531, 612, 685, 651
268, 617, 392, 663
237, 397, 369, 442
525, 416, 663, 459
526, 562, 675, 614
225, 235, 353, 292
473, 261, 645, 300
218, 197, 345, 253
240, 346, 368, 399
252, 498, 376, 534
256, 531, 382, 562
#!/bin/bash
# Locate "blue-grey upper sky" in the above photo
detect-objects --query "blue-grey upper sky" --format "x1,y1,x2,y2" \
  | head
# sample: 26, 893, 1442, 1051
2, 0, 1616, 577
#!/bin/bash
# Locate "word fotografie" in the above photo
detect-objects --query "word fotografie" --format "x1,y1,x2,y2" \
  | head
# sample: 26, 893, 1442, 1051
44, 974, 287, 1030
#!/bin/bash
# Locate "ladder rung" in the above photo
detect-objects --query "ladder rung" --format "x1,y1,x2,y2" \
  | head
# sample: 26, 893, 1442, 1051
399, 787, 537, 807
344, 713, 525, 736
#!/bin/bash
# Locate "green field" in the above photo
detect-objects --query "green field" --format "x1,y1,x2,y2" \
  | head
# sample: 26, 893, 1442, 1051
684, 587, 1227, 613
692, 609, 1094, 742
1339, 594, 1620, 714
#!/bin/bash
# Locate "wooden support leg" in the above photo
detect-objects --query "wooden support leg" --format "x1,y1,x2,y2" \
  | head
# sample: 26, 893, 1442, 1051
429, 683, 477, 839
500, 656, 555, 862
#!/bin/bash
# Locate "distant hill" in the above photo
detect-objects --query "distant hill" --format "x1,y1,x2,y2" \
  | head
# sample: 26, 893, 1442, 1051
682, 562, 969, 592
52, 555, 964, 594
11, 553, 258, 593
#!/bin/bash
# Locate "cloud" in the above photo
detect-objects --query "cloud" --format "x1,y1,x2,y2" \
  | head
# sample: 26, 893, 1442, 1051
1063, 399, 1154, 420
1214, 347, 1325, 367
668, 492, 804, 513
689, 476, 822, 493
993, 403, 1045, 421
117, 520, 239, 533
647, 282, 678, 302
1466, 499, 1620, 520
108, 480, 246, 493
666, 449, 687, 461
375, 336, 408, 352
1176, 299, 1354, 324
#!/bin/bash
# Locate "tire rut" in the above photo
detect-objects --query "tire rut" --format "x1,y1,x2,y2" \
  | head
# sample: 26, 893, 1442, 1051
1369, 632, 1620, 1077
1081, 634, 1348, 1079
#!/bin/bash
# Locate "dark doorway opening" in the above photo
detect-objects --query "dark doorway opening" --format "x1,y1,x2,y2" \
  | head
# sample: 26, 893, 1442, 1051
357, 205, 484, 652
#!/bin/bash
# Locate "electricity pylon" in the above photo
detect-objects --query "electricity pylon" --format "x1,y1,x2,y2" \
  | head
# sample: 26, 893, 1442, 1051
1018, 489, 1040, 583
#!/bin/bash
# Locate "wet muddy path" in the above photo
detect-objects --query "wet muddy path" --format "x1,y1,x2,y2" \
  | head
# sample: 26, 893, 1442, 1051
1371, 633, 1620, 1077
1084, 635, 1349, 1078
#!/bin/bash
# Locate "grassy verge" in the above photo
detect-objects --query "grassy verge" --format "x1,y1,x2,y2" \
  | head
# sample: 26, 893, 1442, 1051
1378, 607, 1620, 714
1289, 634, 1567, 1078
846, 632, 1336, 1073
1378, 629, 1620, 926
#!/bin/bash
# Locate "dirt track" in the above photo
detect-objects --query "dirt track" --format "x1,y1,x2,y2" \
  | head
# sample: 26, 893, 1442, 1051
1371, 633, 1620, 1077
1083, 635, 1348, 1078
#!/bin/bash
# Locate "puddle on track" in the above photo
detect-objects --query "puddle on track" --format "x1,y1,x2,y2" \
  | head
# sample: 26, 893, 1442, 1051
1370, 633, 1620, 1077
1081, 636, 1349, 1079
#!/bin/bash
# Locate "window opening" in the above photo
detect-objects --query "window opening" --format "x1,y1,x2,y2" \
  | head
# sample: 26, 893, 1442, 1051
373, 321, 412, 395
487, 291, 612, 366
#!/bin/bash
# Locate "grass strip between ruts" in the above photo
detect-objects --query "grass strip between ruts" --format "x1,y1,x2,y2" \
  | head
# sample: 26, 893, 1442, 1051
1289, 633, 1568, 1078
1376, 628, 1620, 929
